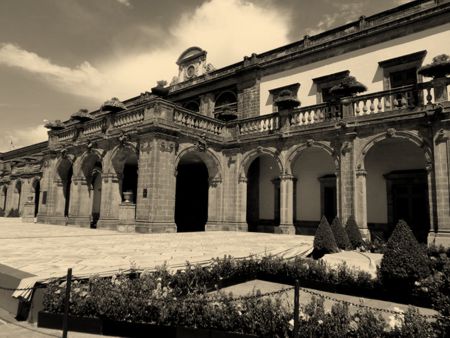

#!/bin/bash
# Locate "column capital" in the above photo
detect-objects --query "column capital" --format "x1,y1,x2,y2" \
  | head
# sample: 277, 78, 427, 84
356, 169, 367, 177
279, 174, 296, 181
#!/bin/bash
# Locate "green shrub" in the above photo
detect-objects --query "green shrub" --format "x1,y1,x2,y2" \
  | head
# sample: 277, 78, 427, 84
345, 215, 364, 249
330, 216, 351, 250
313, 216, 339, 257
379, 220, 430, 293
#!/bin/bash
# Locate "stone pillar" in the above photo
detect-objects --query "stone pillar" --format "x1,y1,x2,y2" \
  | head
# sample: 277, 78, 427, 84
279, 174, 295, 234
236, 176, 249, 230
97, 173, 121, 230
432, 77, 449, 103
118, 202, 136, 232
205, 177, 225, 230
237, 72, 260, 119
428, 132, 450, 246
355, 168, 368, 237
68, 176, 91, 226
134, 137, 177, 233
22, 194, 36, 223
200, 93, 215, 117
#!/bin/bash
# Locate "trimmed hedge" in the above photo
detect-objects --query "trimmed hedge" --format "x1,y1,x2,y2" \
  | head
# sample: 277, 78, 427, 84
345, 215, 364, 249
379, 220, 430, 293
313, 216, 339, 257
330, 216, 350, 250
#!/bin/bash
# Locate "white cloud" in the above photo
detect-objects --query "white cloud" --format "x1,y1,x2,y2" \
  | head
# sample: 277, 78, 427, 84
0, 0, 289, 103
0, 43, 105, 99
0, 124, 47, 152
306, 2, 364, 35
116, 0, 131, 7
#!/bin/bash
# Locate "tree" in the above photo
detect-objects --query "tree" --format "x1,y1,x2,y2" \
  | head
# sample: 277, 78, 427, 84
345, 216, 364, 249
331, 216, 351, 250
313, 216, 339, 258
379, 220, 430, 293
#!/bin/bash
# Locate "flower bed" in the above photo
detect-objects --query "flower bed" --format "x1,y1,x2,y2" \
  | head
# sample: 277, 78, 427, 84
41, 253, 450, 337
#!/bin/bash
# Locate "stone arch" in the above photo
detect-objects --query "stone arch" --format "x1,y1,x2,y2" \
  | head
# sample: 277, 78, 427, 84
175, 146, 222, 181
240, 148, 283, 179
215, 90, 237, 107
55, 154, 75, 182
30, 176, 41, 192
358, 131, 432, 170
362, 130, 432, 243
73, 149, 104, 179
106, 143, 139, 175
286, 142, 336, 175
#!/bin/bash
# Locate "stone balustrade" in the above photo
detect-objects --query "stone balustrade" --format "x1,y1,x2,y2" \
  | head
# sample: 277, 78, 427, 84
83, 119, 106, 136
173, 109, 225, 136
237, 113, 279, 135
113, 107, 145, 128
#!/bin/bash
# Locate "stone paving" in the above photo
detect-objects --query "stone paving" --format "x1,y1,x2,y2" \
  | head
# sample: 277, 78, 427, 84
0, 218, 313, 281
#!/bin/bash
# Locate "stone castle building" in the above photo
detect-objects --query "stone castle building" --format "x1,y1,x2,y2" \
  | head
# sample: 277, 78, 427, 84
1, 0, 449, 245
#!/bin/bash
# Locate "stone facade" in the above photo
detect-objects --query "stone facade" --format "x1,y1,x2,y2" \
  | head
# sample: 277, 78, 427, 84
1, 0, 450, 245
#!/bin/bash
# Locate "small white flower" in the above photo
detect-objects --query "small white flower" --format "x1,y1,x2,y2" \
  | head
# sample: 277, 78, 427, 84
318, 319, 323, 325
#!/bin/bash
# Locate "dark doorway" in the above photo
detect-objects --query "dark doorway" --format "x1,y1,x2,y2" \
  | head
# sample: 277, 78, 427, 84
2, 187, 7, 211
33, 180, 40, 217
64, 167, 73, 217
175, 157, 209, 232
122, 163, 138, 203
91, 166, 102, 228
385, 170, 429, 243
390, 67, 419, 106
320, 175, 337, 222
246, 158, 260, 230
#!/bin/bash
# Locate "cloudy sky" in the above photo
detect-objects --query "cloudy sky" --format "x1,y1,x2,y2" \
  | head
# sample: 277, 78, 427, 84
0, 0, 410, 151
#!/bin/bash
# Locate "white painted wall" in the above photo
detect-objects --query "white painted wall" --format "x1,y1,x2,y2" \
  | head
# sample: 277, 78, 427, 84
260, 24, 450, 115
292, 148, 335, 221
258, 155, 280, 220
365, 139, 425, 224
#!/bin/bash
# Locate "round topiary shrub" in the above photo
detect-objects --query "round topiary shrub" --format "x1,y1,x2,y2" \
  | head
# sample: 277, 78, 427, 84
379, 220, 430, 293
345, 215, 364, 249
313, 216, 339, 258
331, 216, 351, 250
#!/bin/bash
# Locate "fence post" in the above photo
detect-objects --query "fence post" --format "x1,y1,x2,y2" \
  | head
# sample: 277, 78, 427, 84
293, 279, 300, 338
62, 268, 72, 338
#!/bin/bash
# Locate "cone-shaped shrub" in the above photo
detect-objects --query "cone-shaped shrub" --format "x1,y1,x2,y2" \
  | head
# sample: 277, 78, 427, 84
379, 220, 430, 292
313, 216, 339, 255
331, 216, 351, 250
345, 215, 364, 249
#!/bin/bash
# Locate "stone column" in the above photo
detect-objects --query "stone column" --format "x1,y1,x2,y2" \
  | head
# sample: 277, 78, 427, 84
355, 168, 369, 238
97, 173, 121, 230
236, 176, 249, 230
200, 93, 215, 117
68, 176, 91, 227
134, 137, 177, 233
279, 174, 295, 234
428, 133, 450, 246
22, 194, 36, 223
205, 177, 225, 231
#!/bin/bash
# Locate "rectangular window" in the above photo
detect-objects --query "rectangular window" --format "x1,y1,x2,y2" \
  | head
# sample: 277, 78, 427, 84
312, 70, 350, 103
379, 50, 427, 107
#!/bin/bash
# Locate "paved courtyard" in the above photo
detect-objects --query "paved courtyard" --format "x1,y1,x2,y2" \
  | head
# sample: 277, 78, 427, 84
0, 218, 314, 282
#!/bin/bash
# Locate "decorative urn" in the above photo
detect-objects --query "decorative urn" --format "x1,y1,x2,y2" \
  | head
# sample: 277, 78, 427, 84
329, 76, 367, 98
101, 97, 127, 113
123, 191, 133, 203
70, 109, 93, 122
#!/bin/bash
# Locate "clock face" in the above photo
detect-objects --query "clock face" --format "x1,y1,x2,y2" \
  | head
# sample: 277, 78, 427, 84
186, 65, 196, 78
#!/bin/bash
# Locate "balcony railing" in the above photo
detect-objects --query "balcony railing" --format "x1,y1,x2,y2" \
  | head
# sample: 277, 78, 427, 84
173, 108, 225, 136
51, 79, 448, 145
